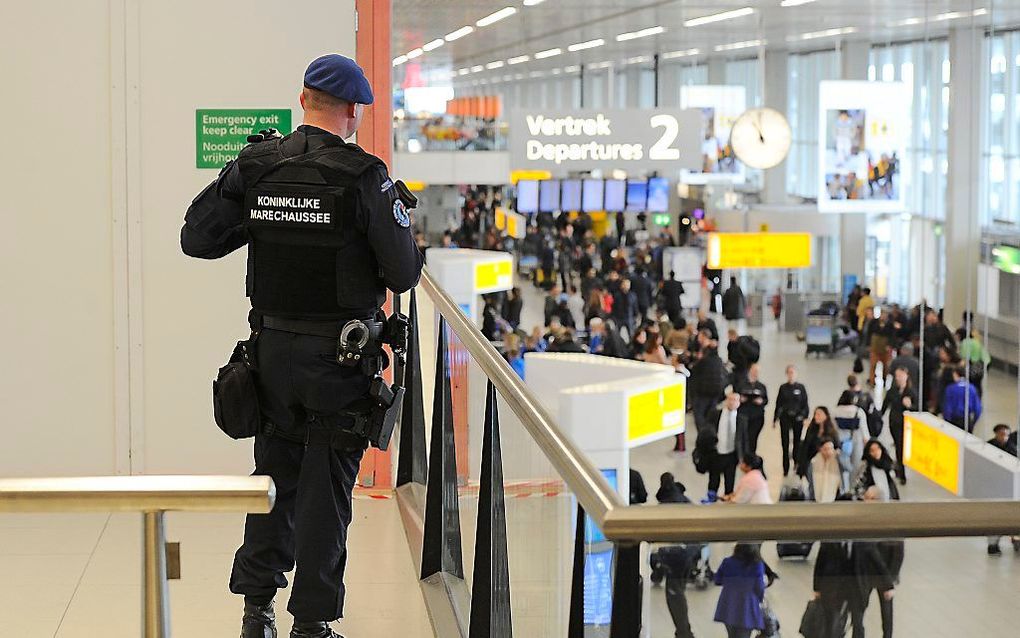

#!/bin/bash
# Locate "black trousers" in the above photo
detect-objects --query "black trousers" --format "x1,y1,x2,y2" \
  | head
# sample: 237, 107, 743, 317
889, 416, 905, 478
850, 590, 894, 638
746, 414, 765, 455
691, 394, 717, 432
709, 452, 738, 495
664, 575, 694, 638
229, 328, 369, 622
779, 416, 804, 476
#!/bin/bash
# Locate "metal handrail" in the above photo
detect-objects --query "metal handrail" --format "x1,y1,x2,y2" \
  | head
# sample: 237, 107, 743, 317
0, 475, 275, 638
420, 270, 623, 523
418, 268, 1020, 542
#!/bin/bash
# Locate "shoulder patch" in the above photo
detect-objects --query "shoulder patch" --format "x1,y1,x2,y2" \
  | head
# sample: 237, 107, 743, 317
392, 198, 411, 228
380, 178, 394, 193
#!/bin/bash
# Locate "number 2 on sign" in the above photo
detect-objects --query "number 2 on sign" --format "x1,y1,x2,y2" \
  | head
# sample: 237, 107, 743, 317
649, 114, 680, 160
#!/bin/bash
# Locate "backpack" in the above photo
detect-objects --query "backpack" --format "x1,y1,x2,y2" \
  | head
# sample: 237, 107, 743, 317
693, 430, 718, 474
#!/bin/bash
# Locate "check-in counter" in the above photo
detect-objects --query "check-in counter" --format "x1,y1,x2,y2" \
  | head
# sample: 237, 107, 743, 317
425, 248, 514, 322
524, 353, 685, 500
904, 412, 1020, 499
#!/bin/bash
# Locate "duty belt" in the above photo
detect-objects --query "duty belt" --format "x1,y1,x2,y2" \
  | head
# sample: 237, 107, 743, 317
261, 315, 383, 339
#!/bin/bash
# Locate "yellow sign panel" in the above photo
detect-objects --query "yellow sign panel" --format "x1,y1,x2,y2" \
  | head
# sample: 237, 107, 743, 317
706, 232, 812, 269
474, 259, 513, 291
627, 383, 685, 443
495, 207, 507, 230
403, 180, 427, 192
510, 169, 552, 184
903, 414, 961, 495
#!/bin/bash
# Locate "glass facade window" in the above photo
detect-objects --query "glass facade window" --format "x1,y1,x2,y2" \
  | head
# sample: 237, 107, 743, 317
786, 49, 840, 199
869, 39, 950, 219
724, 58, 761, 107
982, 31, 1020, 227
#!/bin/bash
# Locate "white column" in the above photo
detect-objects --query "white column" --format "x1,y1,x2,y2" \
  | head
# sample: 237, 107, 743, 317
945, 26, 983, 320
839, 38, 871, 283
762, 49, 789, 204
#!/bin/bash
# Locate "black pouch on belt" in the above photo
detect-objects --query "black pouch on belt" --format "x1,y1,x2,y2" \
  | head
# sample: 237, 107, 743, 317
212, 340, 261, 440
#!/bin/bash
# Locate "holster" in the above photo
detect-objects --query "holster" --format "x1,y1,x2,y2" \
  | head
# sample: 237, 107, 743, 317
212, 337, 261, 440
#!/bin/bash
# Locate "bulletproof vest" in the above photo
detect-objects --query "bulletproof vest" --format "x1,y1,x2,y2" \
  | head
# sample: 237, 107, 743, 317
236, 130, 386, 319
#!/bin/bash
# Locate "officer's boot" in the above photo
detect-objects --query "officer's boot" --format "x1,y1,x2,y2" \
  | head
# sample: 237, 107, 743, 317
240, 598, 277, 638
290, 621, 343, 638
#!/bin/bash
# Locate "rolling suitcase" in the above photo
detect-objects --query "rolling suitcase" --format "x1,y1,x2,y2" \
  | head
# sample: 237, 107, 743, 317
776, 485, 813, 559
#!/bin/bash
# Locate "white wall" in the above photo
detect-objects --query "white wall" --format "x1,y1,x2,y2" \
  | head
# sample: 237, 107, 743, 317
0, 0, 357, 477
1, 1, 118, 476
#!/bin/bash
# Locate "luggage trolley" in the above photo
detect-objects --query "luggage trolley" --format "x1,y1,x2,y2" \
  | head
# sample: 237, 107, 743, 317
805, 313, 837, 358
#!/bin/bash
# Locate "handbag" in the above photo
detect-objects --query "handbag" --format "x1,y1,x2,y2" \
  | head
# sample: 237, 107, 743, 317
760, 598, 781, 637
798, 599, 826, 638
212, 340, 261, 440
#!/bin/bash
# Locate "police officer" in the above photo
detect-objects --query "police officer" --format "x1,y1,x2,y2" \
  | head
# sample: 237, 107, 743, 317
182, 54, 423, 638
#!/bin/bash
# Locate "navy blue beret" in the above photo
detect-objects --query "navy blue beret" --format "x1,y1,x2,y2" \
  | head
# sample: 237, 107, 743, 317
303, 54, 374, 105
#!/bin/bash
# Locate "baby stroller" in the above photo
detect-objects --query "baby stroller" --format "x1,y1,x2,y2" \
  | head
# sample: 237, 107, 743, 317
650, 543, 713, 590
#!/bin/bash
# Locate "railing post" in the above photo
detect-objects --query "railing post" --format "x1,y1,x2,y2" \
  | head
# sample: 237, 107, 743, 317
142, 510, 170, 638
421, 316, 465, 580
609, 543, 641, 638
469, 382, 513, 638
397, 289, 428, 487
568, 504, 586, 638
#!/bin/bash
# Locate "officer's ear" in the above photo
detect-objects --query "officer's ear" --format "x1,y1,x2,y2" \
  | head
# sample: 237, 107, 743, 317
299, 90, 307, 110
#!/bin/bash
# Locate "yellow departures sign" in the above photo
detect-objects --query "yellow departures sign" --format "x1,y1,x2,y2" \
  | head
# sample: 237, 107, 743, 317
706, 232, 812, 269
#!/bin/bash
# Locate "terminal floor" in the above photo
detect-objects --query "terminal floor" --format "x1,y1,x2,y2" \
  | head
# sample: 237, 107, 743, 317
3, 293, 1018, 637
0, 501, 432, 637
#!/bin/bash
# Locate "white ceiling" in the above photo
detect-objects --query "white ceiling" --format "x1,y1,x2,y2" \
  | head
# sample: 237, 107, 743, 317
392, 0, 1020, 81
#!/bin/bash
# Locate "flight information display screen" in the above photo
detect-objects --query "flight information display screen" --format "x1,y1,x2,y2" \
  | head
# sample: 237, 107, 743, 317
516, 179, 539, 214
582, 179, 604, 212
561, 179, 582, 212
647, 177, 669, 213
626, 179, 648, 212
604, 179, 626, 212
539, 179, 561, 213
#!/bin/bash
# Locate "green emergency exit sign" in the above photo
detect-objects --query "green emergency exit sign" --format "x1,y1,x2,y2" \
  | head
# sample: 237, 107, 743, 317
652, 214, 671, 226
196, 109, 293, 169
993, 244, 1020, 274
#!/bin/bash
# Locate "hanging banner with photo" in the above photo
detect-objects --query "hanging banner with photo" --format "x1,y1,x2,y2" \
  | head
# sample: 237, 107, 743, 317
817, 81, 910, 213
679, 85, 747, 184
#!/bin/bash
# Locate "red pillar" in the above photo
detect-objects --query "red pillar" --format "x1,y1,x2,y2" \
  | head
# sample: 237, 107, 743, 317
356, 0, 393, 488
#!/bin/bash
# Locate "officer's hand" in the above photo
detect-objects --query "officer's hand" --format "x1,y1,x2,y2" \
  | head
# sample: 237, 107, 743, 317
813, 592, 821, 600
882, 589, 895, 601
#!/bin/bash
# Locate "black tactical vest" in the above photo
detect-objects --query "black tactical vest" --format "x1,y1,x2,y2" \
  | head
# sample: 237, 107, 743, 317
236, 130, 386, 319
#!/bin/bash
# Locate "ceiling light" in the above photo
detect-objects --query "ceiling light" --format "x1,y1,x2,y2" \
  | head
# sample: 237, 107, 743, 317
616, 26, 666, 41
502, 74, 513, 81
406, 48, 424, 59
445, 25, 474, 41
457, 68, 470, 76
567, 38, 605, 52
780, 0, 817, 6
714, 39, 764, 52
524, 0, 546, 5
626, 55, 651, 65
891, 17, 922, 26
588, 60, 614, 69
486, 60, 505, 69
514, 73, 525, 80
551, 68, 563, 75
535, 47, 562, 59
508, 55, 531, 65
392, 55, 408, 66
935, 8, 987, 21
684, 7, 754, 27
476, 6, 517, 27
470, 65, 484, 73
529, 70, 546, 78
790, 26, 857, 41
422, 38, 444, 52
564, 65, 580, 72
662, 48, 701, 59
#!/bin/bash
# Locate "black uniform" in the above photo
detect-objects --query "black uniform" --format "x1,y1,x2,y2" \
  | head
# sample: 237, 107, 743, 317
182, 125, 423, 622
774, 381, 809, 476
735, 377, 768, 455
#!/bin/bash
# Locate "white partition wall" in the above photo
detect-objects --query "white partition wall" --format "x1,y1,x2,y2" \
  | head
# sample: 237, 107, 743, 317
0, 0, 358, 477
